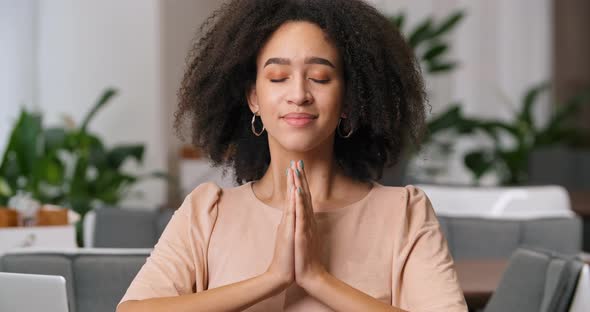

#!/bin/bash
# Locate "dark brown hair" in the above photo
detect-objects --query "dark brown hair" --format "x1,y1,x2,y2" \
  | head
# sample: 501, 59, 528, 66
175, 0, 426, 185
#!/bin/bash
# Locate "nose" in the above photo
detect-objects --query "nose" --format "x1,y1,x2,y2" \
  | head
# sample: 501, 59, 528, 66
286, 76, 312, 106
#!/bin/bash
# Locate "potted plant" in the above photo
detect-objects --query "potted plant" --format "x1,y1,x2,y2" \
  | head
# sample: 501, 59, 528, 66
0, 88, 167, 244
456, 83, 590, 185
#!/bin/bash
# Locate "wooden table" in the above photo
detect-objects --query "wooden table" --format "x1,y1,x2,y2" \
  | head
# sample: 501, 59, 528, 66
455, 260, 509, 310
569, 190, 590, 251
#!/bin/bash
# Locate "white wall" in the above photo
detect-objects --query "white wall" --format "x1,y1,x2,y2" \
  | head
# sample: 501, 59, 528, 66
369, 0, 553, 184
0, 0, 38, 153
36, 0, 165, 208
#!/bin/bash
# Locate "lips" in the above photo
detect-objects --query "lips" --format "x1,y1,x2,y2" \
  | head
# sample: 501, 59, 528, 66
282, 113, 317, 127
282, 113, 317, 119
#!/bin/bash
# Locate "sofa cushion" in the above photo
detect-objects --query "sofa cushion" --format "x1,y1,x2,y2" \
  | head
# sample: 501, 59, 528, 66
73, 254, 147, 312
94, 208, 157, 248
522, 218, 582, 255
449, 218, 521, 259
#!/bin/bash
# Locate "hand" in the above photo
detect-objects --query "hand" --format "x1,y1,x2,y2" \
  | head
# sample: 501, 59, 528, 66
265, 166, 296, 289
291, 160, 327, 289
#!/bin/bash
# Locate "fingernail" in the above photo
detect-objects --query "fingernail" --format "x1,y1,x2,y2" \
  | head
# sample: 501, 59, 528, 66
286, 168, 289, 176
295, 169, 300, 177
297, 187, 302, 194
290, 160, 294, 167
299, 160, 304, 169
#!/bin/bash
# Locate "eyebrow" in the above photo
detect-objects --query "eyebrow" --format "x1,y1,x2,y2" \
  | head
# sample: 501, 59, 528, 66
263, 57, 335, 68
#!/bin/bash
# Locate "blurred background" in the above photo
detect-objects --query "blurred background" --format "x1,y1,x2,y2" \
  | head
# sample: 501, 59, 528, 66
1, 1, 590, 311
0, 0, 588, 220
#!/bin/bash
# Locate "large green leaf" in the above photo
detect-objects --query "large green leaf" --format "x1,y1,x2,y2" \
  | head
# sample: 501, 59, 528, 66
34, 155, 65, 186
0, 110, 42, 178
107, 145, 145, 169
44, 128, 67, 153
389, 14, 405, 31
408, 18, 434, 47
427, 104, 462, 136
426, 61, 457, 74
93, 170, 136, 204
422, 43, 449, 62
497, 148, 529, 185
69, 156, 89, 197
518, 82, 549, 130
464, 150, 494, 181
430, 11, 465, 38
80, 88, 118, 133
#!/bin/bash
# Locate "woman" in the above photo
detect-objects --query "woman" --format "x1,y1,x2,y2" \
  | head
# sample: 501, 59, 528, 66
118, 0, 467, 311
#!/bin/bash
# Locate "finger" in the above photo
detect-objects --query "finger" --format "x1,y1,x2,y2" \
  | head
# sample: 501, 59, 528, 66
295, 184, 306, 234
286, 167, 291, 200
284, 169, 295, 235
292, 161, 308, 217
281, 168, 289, 221
288, 168, 296, 215
296, 160, 313, 213
291, 160, 302, 190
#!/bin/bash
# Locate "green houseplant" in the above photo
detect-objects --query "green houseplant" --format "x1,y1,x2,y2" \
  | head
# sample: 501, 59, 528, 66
0, 88, 167, 244
458, 84, 590, 185
389, 11, 590, 186
390, 11, 465, 75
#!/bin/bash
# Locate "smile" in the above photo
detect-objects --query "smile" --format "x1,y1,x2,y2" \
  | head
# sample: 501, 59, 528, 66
283, 117, 315, 127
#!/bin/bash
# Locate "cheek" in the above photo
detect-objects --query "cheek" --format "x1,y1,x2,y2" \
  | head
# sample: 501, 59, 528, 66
317, 86, 344, 116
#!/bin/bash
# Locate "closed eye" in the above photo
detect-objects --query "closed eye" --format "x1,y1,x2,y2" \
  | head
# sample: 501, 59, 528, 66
270, 78, 330, 84
310, 78, 330, 84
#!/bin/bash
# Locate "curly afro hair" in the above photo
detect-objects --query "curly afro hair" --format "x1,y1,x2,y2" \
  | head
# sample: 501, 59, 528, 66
175, 0, 427, 185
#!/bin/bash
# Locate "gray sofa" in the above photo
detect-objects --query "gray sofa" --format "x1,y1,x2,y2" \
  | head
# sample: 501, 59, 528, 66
0, 208, 583, 312
88, 207, 583, 259
85, 207, 174, 248
438, 216, 582, 259
0, 249, 150, 312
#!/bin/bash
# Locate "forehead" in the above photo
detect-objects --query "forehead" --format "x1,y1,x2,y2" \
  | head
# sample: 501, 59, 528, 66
256, 21, 341, 67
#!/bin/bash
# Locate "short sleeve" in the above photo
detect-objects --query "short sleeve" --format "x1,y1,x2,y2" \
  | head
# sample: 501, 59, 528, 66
396, 185, 467, 312
118, 182, 221, 306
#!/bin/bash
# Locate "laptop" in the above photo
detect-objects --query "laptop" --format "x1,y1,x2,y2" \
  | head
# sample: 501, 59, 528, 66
0, 272, 69, 312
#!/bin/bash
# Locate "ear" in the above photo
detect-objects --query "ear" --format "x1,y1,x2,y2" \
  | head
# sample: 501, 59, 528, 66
246, 84, 259, 114
340, 100, 348, 119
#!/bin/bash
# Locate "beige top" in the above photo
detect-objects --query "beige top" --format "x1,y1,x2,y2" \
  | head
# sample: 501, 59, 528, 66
119, 181, 467, 311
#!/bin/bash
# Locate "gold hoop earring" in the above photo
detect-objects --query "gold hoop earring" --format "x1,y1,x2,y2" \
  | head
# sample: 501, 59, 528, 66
251, 112, 265, 136
337, 117, 353, 138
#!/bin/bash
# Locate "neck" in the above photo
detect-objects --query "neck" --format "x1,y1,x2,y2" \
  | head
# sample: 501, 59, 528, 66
256, 134, 343, 204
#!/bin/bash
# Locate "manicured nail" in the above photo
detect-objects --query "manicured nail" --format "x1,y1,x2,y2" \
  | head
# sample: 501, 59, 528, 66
295, 169, 300, 177
297, 187, 302, 194
299, 160, 304, 169
286, 168, 289, 176
290, 160, 295, 167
